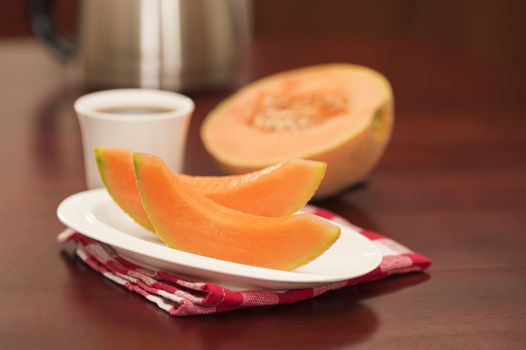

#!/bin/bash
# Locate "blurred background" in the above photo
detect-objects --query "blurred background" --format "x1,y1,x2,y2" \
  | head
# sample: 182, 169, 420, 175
0, 0, 524, 180
2, 0, 525, 76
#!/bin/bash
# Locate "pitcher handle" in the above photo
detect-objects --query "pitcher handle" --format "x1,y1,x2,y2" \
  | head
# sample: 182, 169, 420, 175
27, 0, 75, 60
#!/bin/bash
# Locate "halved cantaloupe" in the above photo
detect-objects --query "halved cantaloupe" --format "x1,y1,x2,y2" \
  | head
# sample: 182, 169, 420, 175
201, 64, 394, 198
95, 148, 326, 231
133, 152, 340, 270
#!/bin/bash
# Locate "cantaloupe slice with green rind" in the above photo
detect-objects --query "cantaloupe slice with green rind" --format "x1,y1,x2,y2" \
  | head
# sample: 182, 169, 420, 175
96, 148, 154, 231
200, 63, 394, 198
95, 148, 326, 232
133, 152, 340, 270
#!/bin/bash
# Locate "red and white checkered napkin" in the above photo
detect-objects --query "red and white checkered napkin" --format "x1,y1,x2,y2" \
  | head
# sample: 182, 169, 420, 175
58, 205, 431, 316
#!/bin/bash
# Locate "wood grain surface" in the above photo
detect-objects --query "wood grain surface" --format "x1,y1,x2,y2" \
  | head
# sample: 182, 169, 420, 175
0, 37, 525, 349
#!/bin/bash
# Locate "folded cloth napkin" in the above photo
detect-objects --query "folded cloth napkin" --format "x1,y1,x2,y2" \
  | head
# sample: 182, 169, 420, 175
58, 205, 431, 316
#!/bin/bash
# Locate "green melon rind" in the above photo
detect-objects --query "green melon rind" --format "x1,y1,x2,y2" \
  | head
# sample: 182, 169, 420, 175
133, 153, 341, 271
200, 63, 393, 169
95, 147, 155, 232
132, 154, 174, 246
278, 220, 340, 271
283, 161, 326, 215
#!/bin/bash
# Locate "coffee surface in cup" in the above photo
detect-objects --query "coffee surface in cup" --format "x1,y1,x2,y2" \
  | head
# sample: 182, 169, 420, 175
97, 106, 174, 115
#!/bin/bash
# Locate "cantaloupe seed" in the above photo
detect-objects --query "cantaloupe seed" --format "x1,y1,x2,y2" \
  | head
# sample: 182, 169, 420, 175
246, 91, 348, 132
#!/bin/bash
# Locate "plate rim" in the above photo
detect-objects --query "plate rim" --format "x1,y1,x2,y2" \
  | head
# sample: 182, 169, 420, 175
57, 189, 382, 287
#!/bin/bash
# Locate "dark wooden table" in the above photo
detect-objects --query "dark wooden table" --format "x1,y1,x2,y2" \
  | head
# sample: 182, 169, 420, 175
1, 38, 525, 349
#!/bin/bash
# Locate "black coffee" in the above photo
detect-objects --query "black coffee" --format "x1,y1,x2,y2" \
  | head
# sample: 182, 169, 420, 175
97, 106, 174, 115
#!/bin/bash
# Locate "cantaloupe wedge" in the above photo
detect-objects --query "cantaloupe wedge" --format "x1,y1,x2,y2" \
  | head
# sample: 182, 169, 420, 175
133, 152, 340, 270
95, 148, 326, 231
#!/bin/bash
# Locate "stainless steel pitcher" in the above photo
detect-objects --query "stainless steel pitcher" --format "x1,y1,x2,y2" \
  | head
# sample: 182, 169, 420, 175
29, 0, 252, 91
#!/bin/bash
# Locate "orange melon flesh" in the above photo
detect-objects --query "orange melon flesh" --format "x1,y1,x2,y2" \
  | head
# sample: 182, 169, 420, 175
201, 64, 394, 198
96, 148, 154, 231
95, 148, 326, 231
134, 153, 340, 270
182, 159, 325, 217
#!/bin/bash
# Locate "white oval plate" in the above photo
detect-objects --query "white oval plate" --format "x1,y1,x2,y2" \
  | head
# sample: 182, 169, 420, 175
57, 189, 381, 290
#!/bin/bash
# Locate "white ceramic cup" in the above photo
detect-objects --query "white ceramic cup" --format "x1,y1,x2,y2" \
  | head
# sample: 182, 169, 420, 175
74, 89, 194, 189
